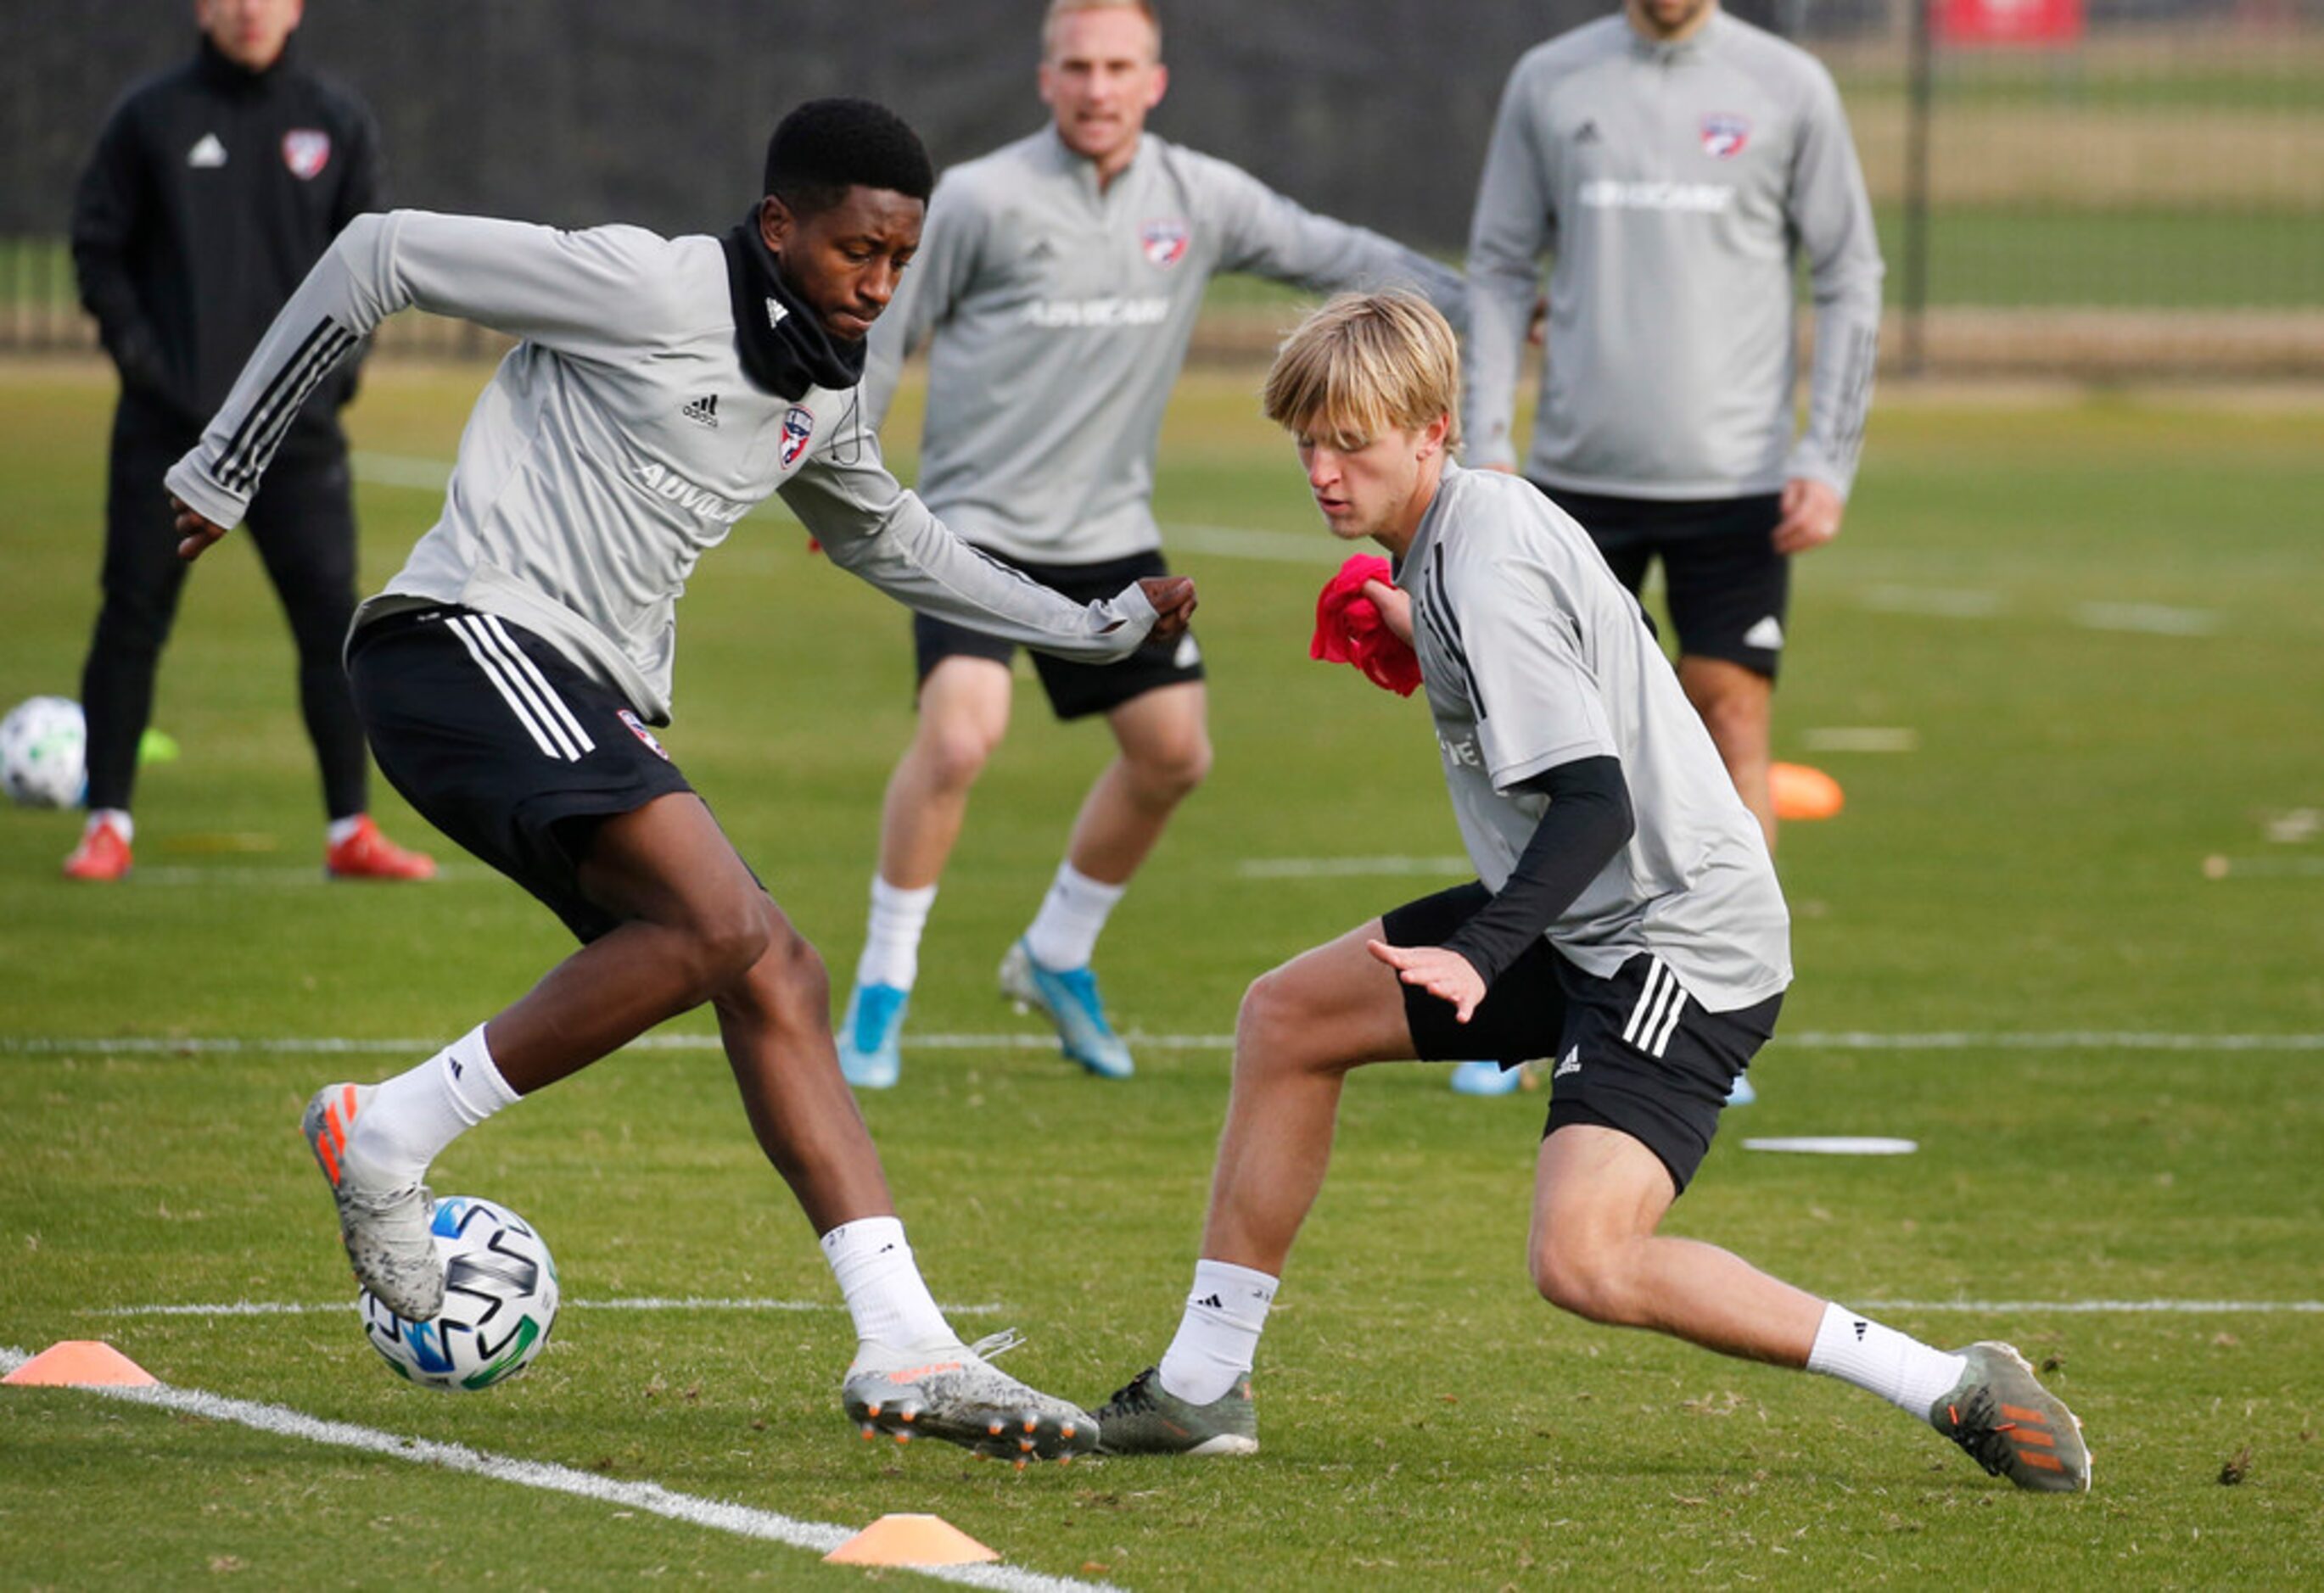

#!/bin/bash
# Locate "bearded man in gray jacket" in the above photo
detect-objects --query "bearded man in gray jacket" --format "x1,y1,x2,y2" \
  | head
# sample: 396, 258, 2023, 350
840, 0, 1465, 1091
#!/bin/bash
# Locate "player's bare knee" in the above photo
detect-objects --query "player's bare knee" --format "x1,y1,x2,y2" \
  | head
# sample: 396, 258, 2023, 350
683, 891, 777, 994
1531, 1233, 1633, 1324
1132, 734, 1212, 804
915, 718, 1000, 793
1234, 965, 1330, 1073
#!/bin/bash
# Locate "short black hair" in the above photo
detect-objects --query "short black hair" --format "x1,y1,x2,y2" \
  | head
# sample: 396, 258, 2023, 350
764, 98, 935, 219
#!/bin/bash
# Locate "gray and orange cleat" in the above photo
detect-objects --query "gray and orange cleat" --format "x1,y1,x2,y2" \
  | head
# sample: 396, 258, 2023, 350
301, 1083, 445, 1320
1090, 1366, 1259, 1456
1929, 1341, 2090, 1493
842, 1330, 1097, 1467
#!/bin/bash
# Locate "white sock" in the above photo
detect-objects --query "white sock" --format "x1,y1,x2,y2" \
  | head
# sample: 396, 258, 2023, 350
87, 808, 133, 843
346, 1025, 520, 1187
1156, 1259, 1278, 1404
820, 1215, 955, 1353
854, 877, 937, 991
1806, 1301, 1968, 1421
1023, 861, 1126, 972
326, 813, 366, 848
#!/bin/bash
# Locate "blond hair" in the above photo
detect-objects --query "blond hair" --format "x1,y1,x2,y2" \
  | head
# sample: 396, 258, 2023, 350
1043, 0, 1162, 57
1263, 291, 1461, 453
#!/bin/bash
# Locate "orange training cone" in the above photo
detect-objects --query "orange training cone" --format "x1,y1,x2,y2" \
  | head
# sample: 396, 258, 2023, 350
3, 1341, 158, 1387
1770, 762, 1845, 822
823, 1513, 1000, 1567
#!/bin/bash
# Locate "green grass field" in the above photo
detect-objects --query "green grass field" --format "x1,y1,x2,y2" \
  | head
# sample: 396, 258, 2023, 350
3, 361, 2321, 1588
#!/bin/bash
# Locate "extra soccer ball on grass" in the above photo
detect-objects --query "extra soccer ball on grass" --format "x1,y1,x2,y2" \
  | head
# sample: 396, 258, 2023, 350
0, 696, 87, 809
361, 1195, 559, 1391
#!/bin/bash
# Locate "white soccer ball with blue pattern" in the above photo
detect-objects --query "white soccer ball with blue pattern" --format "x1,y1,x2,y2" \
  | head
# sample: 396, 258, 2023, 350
0, 696, 87, 809
361, 1195, 559, 1391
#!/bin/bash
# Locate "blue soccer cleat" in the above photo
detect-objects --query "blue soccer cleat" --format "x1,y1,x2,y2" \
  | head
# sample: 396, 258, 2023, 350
999, 938, 1134, 1079
1449, 1059, 1523, 1096
1726, 1071, 1756, 1107
837, 981, 909, 1089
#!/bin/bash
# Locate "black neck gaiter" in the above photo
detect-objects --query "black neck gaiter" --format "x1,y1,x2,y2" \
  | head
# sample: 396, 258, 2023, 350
720, 205, 865, 400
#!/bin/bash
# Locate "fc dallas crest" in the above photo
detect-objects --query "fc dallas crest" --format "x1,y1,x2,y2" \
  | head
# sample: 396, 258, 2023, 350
1700, 113, 1750, 160
781, 405, 816, 469
1140, 218, 1190, 270
282, 128, 332, 179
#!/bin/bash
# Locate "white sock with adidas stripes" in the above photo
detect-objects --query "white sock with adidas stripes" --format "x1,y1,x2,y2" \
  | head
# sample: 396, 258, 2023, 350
1157, 1259, 1278, 1404
347, 1025, 520, 1187
1806, 1301, 1968, 1419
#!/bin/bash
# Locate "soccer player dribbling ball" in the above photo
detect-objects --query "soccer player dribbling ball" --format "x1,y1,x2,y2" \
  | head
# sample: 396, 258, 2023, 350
1088, 291, 2088, 1495
167, 98, 1194, 1464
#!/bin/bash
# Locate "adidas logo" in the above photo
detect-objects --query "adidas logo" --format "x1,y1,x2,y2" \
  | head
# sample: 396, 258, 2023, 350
1195, 1293, 1224, 1311
1574, 120, 1601, 146
188, 132, 227, 168
447, 1057, 463, 1078
764, 296, 788, 329
1028, 238, 1056, 261
1553, 1047, 1581, 1080
1853, 1319, 1869, 1341
1743, 614, 1785, 651
680, 394, 720, 428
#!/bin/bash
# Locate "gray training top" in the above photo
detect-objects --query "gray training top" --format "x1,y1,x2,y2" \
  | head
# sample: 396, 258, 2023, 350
864, 126, 1466, 565
1401, 463, 1791, 1011
166, 210, 1162, 724
1465, 11, 1883, 500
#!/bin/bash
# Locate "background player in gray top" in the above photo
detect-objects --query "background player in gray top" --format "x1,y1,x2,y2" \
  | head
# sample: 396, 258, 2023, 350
168, 100, 1195, 1463
1086, 293, 2086, 1500
836, 0, 1466, 1090
1465, 0, 1883, 849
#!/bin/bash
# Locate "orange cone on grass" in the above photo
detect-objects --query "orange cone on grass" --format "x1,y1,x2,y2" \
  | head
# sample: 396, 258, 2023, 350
824, 1513, 1000, 1567
3, 1341, 157, 1387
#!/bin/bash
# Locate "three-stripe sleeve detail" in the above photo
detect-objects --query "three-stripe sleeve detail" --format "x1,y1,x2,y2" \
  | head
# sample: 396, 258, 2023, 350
445, 615, 596, 762
214, 317, 358, 494
1621, 959, 1688, 1059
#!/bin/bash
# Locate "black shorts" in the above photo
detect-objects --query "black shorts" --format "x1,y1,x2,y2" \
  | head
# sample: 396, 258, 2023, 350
912, 548, 1203, 721
347, 606, 695, 942
1536, 486, 1789, 679
1380, 882, 1782, 1194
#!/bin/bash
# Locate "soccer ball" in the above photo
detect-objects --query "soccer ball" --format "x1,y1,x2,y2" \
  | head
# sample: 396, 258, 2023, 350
361, 1195, 559, 1391
0, 696, 87, 809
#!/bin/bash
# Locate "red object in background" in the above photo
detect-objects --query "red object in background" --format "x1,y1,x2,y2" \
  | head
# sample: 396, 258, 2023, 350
1312, 554, 1422, 697
1937, 0, 2085, 46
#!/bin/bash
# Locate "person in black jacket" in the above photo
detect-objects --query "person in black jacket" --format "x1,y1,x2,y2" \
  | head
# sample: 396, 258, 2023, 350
64, 0, 432, 881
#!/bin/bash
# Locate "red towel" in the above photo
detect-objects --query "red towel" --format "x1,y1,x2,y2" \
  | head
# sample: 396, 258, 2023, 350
1311, 554, 1422, 696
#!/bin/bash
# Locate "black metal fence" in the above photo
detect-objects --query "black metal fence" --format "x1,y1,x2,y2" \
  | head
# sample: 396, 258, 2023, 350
3, 0, 2318, 374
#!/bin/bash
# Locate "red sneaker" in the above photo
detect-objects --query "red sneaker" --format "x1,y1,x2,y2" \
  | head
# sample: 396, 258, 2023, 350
325, 816, 438, 881
62, 818, 132, 882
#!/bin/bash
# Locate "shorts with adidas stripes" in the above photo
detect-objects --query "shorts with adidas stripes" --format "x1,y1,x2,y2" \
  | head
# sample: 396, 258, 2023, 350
347, 605, 695, 942
1381, 882, 1783, 1194
913, 548, 1202, 721
1534, 487, 1789, 679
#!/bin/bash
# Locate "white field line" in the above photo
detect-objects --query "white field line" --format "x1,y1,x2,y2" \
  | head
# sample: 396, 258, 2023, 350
92, 1296, 1002, 1320
0, 1345, 1122, 1593
1859, 1300, 2324, 1315
1859, 585, 2004, 619
1162, 522, 1336, 564
1798, 727, 1920, 753
2072, 601, 2219, 637
91, 1295, 2322, 1323
9, 1029, 2324, 1057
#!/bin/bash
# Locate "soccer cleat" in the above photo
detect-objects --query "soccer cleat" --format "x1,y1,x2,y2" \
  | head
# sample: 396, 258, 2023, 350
1450, 1059, 1522, 1096
62, 817, 132, 882
842, 1329, 1098, 1465
301, 1082, 445, 1320
1726, 1071, 1757, 1107
999, 937, 1134, 1079
1929, 1341, 2091, 1493
1090, 1367, 1258, 1456
836, 981, 908, 1090
326, 816, 439, 881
